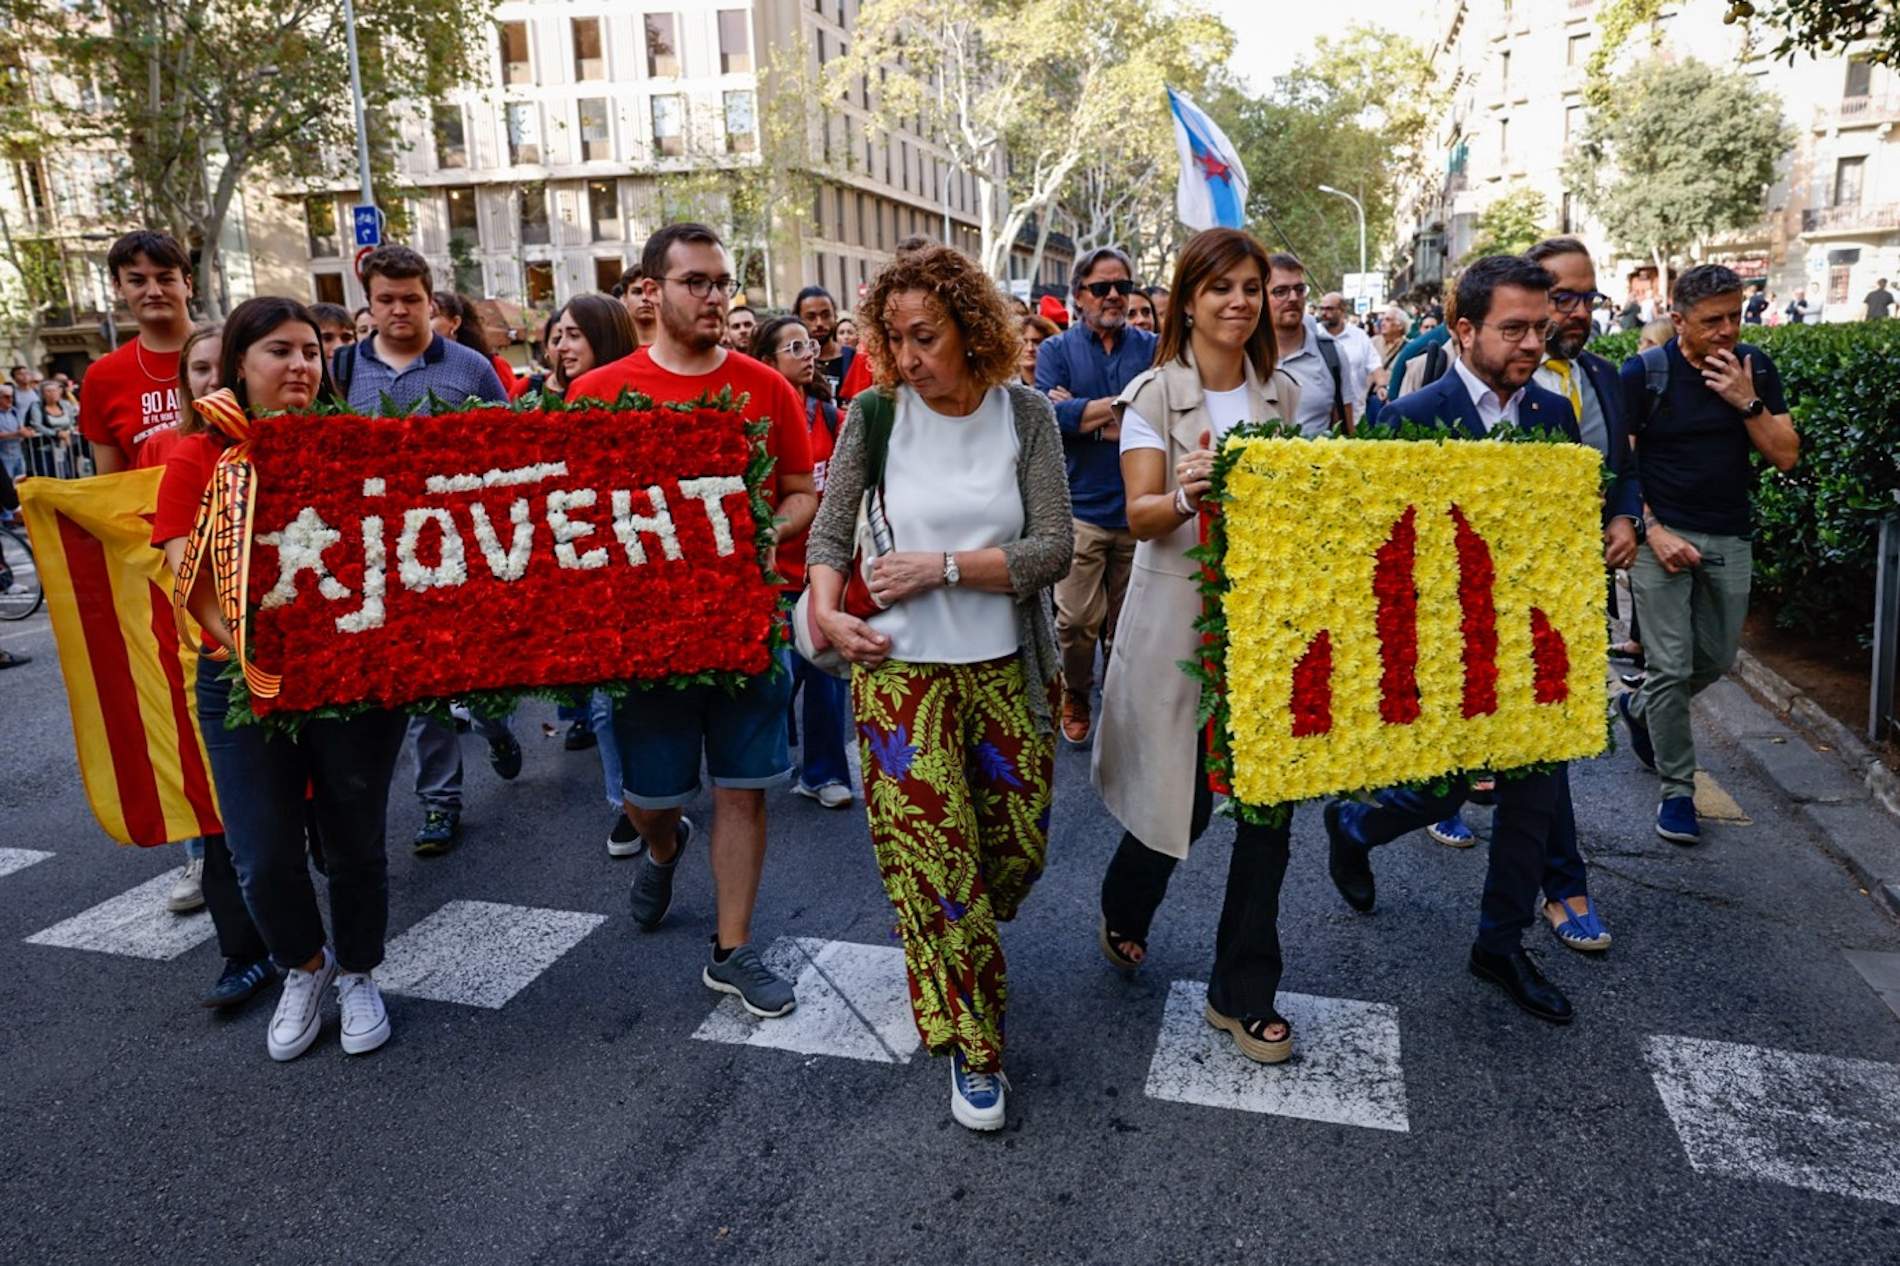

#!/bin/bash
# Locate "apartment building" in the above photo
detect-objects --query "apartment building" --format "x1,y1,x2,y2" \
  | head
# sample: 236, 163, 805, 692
1390, 0, 1899, 318
301, 0, 1071, 317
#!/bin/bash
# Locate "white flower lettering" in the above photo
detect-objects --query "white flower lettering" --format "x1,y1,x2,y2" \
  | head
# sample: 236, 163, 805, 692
396, 507, 468, 591
468, 498, 535, 581
677, 476, 748, 557
256, 507, 351, 610
336, 515, 386, 633
547, 489, 609, 570
610, 485, 683, 566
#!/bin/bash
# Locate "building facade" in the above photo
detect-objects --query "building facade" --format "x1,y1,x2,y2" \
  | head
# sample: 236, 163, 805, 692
299, 0, 1072, 318
1391, 0, 1900, 320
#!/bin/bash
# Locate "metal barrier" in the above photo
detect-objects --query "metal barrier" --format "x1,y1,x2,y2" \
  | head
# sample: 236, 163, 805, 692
1873, 514, 1900, 743
20, 432, 94, 479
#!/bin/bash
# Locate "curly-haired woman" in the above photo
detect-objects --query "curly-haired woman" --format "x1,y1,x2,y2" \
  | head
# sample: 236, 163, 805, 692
804, 244, 1072, 1131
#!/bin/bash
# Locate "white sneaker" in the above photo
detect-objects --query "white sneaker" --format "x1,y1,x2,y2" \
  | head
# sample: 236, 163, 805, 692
336, 971, 391, 1055
165, 858, 206, 913
267, 947, 336, 1062
794, 781, 853, 810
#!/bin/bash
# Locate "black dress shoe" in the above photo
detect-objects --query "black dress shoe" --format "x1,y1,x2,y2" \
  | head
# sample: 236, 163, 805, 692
564, 719, 597, 751
201, 957, 276, 1009
1323, 800, 1376, 913
1469, 946, 1574, 1024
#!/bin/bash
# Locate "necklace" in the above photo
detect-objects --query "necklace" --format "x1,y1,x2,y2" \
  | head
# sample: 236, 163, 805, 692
132, 339, 175, 386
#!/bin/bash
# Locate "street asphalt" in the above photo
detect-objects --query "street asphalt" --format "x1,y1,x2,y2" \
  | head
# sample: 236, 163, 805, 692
3, 604, 1899, 1265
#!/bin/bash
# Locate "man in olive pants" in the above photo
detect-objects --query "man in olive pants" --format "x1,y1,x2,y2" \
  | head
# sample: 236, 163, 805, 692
1618, 265, 1798, 846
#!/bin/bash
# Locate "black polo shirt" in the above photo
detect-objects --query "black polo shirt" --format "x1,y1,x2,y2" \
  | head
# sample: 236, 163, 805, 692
1620, 338, 1787, 538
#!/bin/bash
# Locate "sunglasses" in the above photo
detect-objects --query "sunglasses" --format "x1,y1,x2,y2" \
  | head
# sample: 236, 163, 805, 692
1081, 279, 1136, 299
776, 338, 819, 357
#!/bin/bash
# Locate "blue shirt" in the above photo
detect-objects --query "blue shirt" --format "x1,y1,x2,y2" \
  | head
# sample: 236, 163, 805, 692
1034, 322, 1157, 529
344, 332, 507, 415
1385, 324, 1450, 399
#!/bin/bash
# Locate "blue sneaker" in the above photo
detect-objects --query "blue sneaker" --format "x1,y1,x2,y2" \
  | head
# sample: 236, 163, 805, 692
1656, 795, 1700, 845
1617, 692, 1656, 772
1427, 815, 1476, 848
950, 1052, 1007, 1132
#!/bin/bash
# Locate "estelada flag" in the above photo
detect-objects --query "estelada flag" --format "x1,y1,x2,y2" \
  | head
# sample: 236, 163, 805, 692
19, 470, 222, 845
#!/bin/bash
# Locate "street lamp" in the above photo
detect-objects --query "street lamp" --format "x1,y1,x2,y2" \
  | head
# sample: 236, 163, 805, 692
1318, 184, 1366, 283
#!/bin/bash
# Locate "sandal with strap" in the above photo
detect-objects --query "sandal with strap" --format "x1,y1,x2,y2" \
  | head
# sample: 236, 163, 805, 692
1204, 1003, 1293, 1064
1547, 897, 1612, 953
1097, 914, 1145, 973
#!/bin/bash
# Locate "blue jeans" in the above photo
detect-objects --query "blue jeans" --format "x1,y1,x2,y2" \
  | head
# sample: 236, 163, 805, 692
408, 711, 515, 813
790, 653, 852, 790
588, 691, 623, 812
611, 666, 792, 809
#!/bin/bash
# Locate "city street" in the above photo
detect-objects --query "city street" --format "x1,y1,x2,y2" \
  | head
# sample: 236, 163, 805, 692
3, 605, 1899, 1265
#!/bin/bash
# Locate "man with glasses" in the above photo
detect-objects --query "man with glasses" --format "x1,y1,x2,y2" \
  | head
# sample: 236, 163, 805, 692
1268, 255, 1361, 437
568, 222, 817, 1020
1319, 290, 1377, 415
1034, 245, 1156, 745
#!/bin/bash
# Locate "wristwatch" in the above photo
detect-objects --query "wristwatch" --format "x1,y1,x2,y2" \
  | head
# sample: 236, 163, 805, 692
1743, 397, 1766, 418
942, 552, 961, 587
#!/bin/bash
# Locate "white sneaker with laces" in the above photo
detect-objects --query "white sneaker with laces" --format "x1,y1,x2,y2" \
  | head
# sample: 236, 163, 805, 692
267, 947, 336, 1062
794, 781, 853, 810
336, 971, 391, 1055
165, 857, 206, 913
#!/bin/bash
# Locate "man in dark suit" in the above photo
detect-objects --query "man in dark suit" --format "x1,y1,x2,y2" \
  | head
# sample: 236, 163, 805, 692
1323, 254, 1594, 1025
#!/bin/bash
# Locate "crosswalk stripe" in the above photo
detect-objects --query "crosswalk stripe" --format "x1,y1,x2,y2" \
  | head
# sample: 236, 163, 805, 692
1646, 1035, 1900, 1206
375, 899, 606, 1009
1144, 981, 1410, 1132
24, 870, 214, 961
0, 847, 54, 879
693, 936, 919, 1065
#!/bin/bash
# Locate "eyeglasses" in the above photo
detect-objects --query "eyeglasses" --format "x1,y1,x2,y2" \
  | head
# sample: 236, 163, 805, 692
664, 274, 741, 298
1549, 288, 1608, 311
776, 338, 818, 357
1080, 279, 1135, 298
1269, 282, 1310, 301
1475, 319, 1558, 343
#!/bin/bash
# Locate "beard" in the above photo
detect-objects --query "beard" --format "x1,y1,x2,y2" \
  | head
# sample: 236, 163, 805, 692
1546, 321, 1590, 360
660, 300, 720, 353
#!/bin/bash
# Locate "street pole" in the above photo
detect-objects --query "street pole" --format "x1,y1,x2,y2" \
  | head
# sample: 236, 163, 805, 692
342, 0, 375, 207
1318, 183, 1366, 284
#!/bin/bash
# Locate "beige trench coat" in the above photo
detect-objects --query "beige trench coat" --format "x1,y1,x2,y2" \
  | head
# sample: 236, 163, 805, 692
1091, 352, 1297, 859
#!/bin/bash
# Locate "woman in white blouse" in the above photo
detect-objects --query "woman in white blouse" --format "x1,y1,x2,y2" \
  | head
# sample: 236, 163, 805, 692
804, 245, 1072, 1132
1091, 228, 1307, 1064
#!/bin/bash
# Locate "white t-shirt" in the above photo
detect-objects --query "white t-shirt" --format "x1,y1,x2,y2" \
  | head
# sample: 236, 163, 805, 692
1119, 384, 1254, 453
868, 385, 1023, 663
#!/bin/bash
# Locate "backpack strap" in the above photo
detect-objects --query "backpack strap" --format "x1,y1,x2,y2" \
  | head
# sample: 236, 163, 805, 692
856, 388, 896, 490
1637, 345, 1670, 432
1421, 341, 1449, 387
332, 343, 357, 404
1315, 335, 1347, 423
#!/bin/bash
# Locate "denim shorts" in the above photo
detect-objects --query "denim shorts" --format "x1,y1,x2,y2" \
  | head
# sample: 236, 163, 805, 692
612, 660, 793, 808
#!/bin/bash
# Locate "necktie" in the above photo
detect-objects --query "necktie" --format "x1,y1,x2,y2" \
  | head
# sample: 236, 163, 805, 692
1543, 357, 1583, 421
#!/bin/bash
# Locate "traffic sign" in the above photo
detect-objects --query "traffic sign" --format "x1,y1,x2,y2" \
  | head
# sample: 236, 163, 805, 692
352, 204, 381, 248
353, 244, 376, 278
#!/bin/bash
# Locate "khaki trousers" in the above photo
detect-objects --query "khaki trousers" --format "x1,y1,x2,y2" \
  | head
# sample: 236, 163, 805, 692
1054, 518, 1136, 700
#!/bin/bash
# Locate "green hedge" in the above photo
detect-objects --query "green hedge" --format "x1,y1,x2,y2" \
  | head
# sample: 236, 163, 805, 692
1588, 321, 1900, 634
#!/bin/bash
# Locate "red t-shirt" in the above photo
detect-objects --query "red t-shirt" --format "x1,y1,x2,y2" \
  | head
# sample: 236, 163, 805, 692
151, 433, 221, 546
840, 349, 873, 402
567, 348, 814, 587
777, 394, 840, 589
492, 353, 528, 400
81, 339, 185, 468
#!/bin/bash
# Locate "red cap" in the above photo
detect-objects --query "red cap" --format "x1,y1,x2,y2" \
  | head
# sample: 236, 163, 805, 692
1038, 294, 1070, 327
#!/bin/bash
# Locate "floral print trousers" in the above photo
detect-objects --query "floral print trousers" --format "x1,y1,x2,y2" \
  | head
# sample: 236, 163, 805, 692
852, 656, 1055, 1073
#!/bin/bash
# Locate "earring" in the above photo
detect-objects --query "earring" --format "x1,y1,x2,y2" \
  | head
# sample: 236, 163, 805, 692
1186, 315, 1194, 326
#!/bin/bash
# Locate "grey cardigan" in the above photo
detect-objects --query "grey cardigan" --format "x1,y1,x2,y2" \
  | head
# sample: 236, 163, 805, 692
804, 383, 1074, 732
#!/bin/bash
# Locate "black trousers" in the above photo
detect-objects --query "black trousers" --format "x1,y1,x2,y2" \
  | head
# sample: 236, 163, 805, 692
200, 832, 269, 964
1101, 747, 1292, 1023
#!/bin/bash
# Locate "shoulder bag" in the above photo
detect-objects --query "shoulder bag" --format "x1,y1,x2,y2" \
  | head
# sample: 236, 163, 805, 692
792, 389, 896, 676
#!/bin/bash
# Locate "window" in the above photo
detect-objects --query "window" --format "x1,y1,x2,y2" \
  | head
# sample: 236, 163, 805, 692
900, 139, 910, 191
856, 192, 866, 243
1560, 190, 1573, 233
717, 10, 752, 74
433, 103, 467, 168
314, 273, 345, 305
1498, 117, 1510, 166
835, 189, 846, 239
1828, 263, 1852, 306
589, 179, 621, 241
526, 261, 555, 307
579, 97, 613, 161
1567, 34, 1588, 67
723, 90, 756, 154
305, 197, 339, 258
813, 189, 824, 236
573, 18, 604, 81
1499, 50, 1510, 92
1835, 155, 1866, 206
651, 94, 685, 157
1564, 104, 1583, 142
446, 187, 480, 248
594, 256, 623, 292
519, 185, 550, 246
499, 21, 531, 85
1846, 57, 1873, 101
506, 103, 542, 165
646, 14, 679, 78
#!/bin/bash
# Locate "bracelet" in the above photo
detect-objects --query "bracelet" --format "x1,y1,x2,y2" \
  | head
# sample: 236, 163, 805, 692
1173, 487, 1194, 517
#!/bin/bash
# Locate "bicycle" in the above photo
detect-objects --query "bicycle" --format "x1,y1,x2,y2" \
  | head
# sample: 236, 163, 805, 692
0, 522, 44, 620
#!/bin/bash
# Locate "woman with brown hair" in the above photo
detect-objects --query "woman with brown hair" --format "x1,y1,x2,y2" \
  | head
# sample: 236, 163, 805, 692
547, 294, 636, 397
1018, 314, 1058, 386
804, 244, 1072, 1131
1092, 226, 1306, 1064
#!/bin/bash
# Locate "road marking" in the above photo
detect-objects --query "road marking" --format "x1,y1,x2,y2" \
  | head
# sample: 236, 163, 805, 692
24, 869, 214, 960
693, 936, 920, 1065
0, 847, 53, 879
1646, 1034, 1900, 1206
1693, 771, 1751, 824
1144, 981, 1410, 1132
376, 900, 606, 1009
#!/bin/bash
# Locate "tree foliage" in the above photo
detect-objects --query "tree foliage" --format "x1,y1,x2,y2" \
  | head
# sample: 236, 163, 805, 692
1563, 57, 1790, 298
1460, 185, 1551, 264
1727, 0, 1900, 67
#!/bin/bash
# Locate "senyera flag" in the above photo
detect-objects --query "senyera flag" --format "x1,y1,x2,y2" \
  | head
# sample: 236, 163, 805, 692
19, 470, 222, 846
1168, 87, 1250, 231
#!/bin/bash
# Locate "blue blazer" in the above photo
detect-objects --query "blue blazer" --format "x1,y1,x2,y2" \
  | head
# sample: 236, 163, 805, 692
1575, 349, 1642, 524
1381, 366, 1580, 444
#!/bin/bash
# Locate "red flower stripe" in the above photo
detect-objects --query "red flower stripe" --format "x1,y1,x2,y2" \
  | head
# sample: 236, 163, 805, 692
1449, 504, 1498, 719
1529, 607, 1570, 704
1290, 629, 1333, 737
1373, 505, 1420, 725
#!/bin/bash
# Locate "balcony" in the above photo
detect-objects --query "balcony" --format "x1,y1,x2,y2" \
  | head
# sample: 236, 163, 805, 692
1814, 94, 1900, 130
1801, 203, 1900, 236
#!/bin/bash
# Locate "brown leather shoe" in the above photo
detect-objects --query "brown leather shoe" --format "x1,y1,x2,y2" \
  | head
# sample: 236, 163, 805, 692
1061, 695, 1091, 745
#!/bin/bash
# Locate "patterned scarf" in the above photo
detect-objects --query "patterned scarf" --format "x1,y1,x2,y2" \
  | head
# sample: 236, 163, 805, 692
172, 388, 282, 701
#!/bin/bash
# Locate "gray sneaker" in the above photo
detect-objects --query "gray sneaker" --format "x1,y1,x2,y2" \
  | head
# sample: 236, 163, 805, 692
702, 941, 797, 1018
628, 816, 693, 929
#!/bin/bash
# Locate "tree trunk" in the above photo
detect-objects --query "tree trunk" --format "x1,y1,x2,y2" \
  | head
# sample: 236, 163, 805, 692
1025, 211, 1053, 295
977, 169, 1001, 279
1651, 244, 1669, 316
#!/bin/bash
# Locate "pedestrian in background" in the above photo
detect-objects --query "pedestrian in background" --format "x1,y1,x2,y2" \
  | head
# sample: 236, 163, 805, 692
805, 243, 1072, 1131
309, 302, 356, 362
1018, 314, 1058, 387
433, 290, 524, 400
1127, 287, 1157, 333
